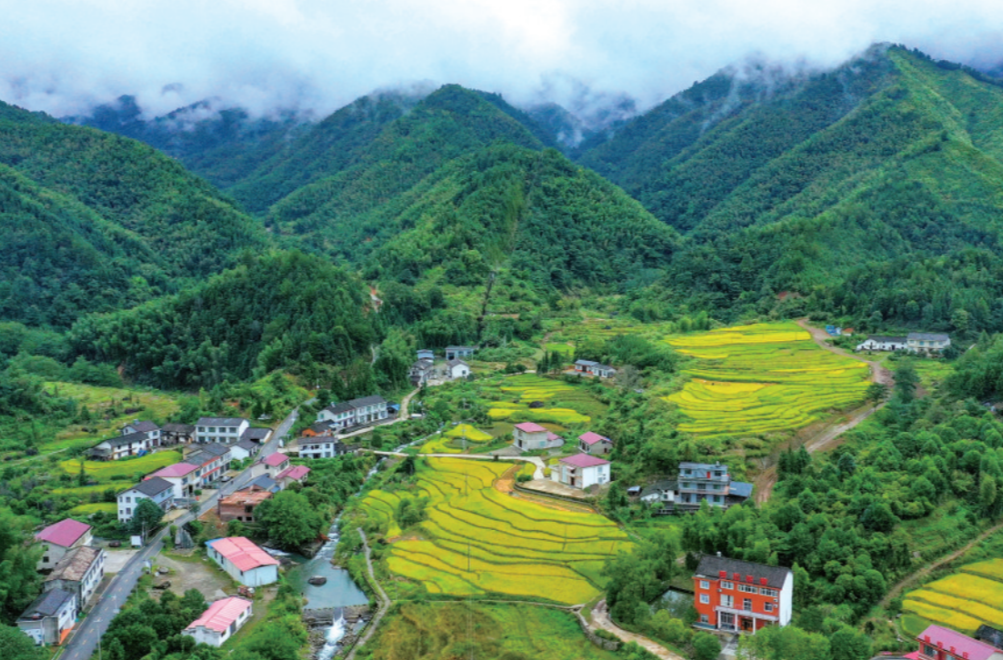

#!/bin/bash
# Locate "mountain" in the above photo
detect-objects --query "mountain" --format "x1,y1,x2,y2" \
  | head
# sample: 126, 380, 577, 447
579, 46, 1003, 333
0, 99, 268, 327
68, 96, 313, 189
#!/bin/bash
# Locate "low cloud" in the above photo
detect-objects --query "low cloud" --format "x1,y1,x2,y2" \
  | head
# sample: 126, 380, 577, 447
2, 0, 1002, 121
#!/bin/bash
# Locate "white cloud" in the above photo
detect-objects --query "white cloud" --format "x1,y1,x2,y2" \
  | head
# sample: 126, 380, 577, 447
1, 0, 1002, 119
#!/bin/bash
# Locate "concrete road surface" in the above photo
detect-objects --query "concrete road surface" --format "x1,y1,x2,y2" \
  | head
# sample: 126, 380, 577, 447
58, 404, 300, 660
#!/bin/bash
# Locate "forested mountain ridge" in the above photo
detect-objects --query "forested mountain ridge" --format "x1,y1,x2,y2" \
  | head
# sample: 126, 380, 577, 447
0, 99, 268, 327
595, 46, 1003, 334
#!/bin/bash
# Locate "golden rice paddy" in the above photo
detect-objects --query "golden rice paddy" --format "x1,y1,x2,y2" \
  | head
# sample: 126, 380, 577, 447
663, 322, 869, 438
902, 559, 1003, 634
361, 457, 632, 604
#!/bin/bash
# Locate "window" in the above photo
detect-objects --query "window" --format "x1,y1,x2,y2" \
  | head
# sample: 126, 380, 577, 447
743, 598, 752, 611
721, 595, 733, 607
721, 581, 733, 590
699, 594, 710, 604
924, 646, 935, 656
739, 584, 756, 593
700, 615, 709, 624
699, 580, 710, 589
764, 603, 774, 613
760, 588, 776, 597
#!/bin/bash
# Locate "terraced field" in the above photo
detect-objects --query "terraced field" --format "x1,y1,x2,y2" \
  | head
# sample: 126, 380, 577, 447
361, 457, 632, 604
480, 374, 602, 426
664, 322, 869, 438
903, 559, 1003, 634
419, 424, 494, 454
59, 451, 184, 483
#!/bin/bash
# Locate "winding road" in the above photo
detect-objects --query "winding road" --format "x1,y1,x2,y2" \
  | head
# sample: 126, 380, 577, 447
753, 320, 894, 503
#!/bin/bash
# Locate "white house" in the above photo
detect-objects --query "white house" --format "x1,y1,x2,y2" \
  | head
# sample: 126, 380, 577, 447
121, 421, 162, 446
185, 443, 231, 487
550, 454, 611, 489
445, 345, 476, 360
43, 546, 105, 616
17, 589, 77, 646
298, 438, 346, 459
592, 364, 617, 378
229, 439, 260, 463
117, 477, 175, 524
316, 396, 389, 429
573, 360, 616, 378
240, 428, 272, 445
195, 418, 251, 445
146, 463, 200, 499
856, 335, 907, 352
512, 422, 564, 452
275, 465, 310, 489
88, 431, 153, 461
447, 359, 471, 380
35, 519, 93, 571
907, 332, 951, 354
578, 431, 613, 455
260, 453, 290, 477
640, 480, 677, 515
417, 349, 435, 361
206, 537, 279, 587
183, 597, 254, 647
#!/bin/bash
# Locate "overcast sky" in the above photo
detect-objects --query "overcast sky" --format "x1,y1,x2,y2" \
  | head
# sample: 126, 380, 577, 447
2, 0, 1002, 120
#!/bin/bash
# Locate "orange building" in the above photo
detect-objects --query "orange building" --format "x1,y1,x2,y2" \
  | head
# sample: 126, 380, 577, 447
692, 555, 793, 634
217, 490, 273, 524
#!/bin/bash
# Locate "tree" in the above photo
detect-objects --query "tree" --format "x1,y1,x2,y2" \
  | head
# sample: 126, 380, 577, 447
254, 490, 322, 550
129, 498, 165, 536
693, 632, 721, 660
865, 382, 888, 404
829, 626, 872, 660
894, 362, 919, 403
737, 624, 829, 660
0, 507, 42, 624
0, 624, 44, 660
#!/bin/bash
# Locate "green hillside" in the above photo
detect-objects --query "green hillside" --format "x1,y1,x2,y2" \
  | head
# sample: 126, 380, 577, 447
583, 47, 1003, 332
0, 99, 268, 326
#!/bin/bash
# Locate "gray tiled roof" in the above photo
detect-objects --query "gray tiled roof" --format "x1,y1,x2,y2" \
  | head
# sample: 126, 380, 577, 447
125, 477, 174, 497
97, 431, 148, 448
908, 332, 950, 341
349, 395, 386, 407
729, 481, 754, 498
126, 421, 159, 433
325, 402, 355, 415
20, 589, 74, 619
695, 555, 791, 588
196, 417, 248, 427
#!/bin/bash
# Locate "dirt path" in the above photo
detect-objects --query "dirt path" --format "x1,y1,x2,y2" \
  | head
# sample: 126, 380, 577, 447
753, 320, 894, 504
346, 529, 390, 660
592, 600, 685, 660
879, 520, 1003, 609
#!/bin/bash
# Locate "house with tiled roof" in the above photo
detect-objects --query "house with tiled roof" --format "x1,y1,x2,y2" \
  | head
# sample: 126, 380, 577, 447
551, 454, 610, 489
693, 554, 793, 633
161, 423, 195, 445
121, 420, 162, 446
276, 465, 310, 488
185, 443, 231, 487
298, 437, 347, 460
920, 625, 1003, 660
512, 422, 564, 452
259, 453, 290, 477
316, 395, 390, 430
195, 417, 251, 445
118, 477, 175, 523
907, 332, 952, 354
206, 537, 279, 586
35, 519, 93, 571
146, 463, 199, 499
17, 588, 76, 646
217, 490, 273, 524
183, 597, 254, 647
88, 431, 154, 461
229, 439, 261, 463
578, 431, 613, 455
43, 546, 105, 615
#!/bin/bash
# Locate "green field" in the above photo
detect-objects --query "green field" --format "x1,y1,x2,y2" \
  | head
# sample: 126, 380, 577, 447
68, 502, 117, 516
663, 322, 870, 439
59, 451, 184, 483
357, 601, 618, 660
361, 457, 632, 605
420, 424, 494, 454
902, 559, 1003, 634
479, 374, 605, 427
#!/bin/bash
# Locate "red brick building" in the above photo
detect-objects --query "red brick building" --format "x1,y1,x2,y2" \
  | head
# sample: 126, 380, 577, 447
693, 554, 793, 633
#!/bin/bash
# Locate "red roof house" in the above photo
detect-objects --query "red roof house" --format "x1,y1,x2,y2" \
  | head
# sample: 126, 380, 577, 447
552, 454, 611, 489
512, 422, 564, 452
916, 625, 1003, 660
275, 465, 310, 486
514, 422, 547, 433
148, 463, 199, 479
184, 597, 253, 647
578, 431, 613, 455
206, 537, 279, 587
36, 519, 92, 549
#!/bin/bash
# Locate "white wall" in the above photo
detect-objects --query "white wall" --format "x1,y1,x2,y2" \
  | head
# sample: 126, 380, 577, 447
779, 572, 793, 626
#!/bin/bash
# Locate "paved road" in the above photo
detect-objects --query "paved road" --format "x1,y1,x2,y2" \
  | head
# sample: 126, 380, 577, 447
60, 405, 300, 660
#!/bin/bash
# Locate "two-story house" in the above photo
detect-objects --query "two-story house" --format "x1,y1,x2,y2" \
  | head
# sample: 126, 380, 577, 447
259, 453, 290, 477
916, 624, 1003, 660
161, 423, 196, 445
511, 422, 564, 452
185, 443, 231, 487
907, 332, 951, 354
146, 463, 199, 499
35, 519, 93, 572
88, 431, 152, 461
121, 421, 162, 446
578, 432, 613, 455
316, 396, 389, 429
445, 346, 476, 360
117, 477, 175, 523
551, 454, 611, 489
195, 418, 251, 445
410, 359, 435, 386
693, 554, 793, 633
17, 589, 77, 646
218, 490, 273, 524
298, 437, 346, 459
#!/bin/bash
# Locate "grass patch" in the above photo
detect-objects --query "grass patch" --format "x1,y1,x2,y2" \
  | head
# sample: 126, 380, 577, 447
59, 451, 183, 483
68, 502, 117, 516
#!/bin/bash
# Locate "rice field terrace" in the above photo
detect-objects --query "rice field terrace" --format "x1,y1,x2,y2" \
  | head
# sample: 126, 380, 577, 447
59, 450, 183, 483
480, 374, 605, 427
360, 457, 633, 605
902, 559, 1003, 634
663, 322, 870, 439
419, 424, 494, 454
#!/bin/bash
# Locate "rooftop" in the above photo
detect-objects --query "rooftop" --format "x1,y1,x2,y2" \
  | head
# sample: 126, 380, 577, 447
694, 554, 791, 589
220, 490, 273, 507
148, 462, 199, 479
162, 423, 195, 433
918, 625, 1001, 660
185, 597, 253, 634
908, 332, 950, 341
261, 453, 289, 467
207, 537, 279, 572
249, 475, 279, 492
46, 546, 102, 583
348, 395, 386, 407
729, 481, 754, 499
325, 402, 355, 415
196, 417, 249, 427
514, 422, 548, 433
276, 465, 310, 481
235, 439, 259, 452
578, 431, 610, 446
124, 477, 174, 497
445, 345, 476, 350
241, 428, 271, 442
19, 589, 74, 620
36, 519, 91, 548
575, 359, 598, 366
560, 453, 610, 468
679, 461, 728, 472
865, 335, 907, 343
447, 359, 469, 368
126, 421, 159, 433
97, 431, 149, 448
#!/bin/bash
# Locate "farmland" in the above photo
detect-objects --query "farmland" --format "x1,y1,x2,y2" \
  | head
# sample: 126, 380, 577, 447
663, 322, 870, 439
360, 457, 632, 604
902, 559, 1003, 634
59, 451, 183, 483
419, 423, 493, 454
